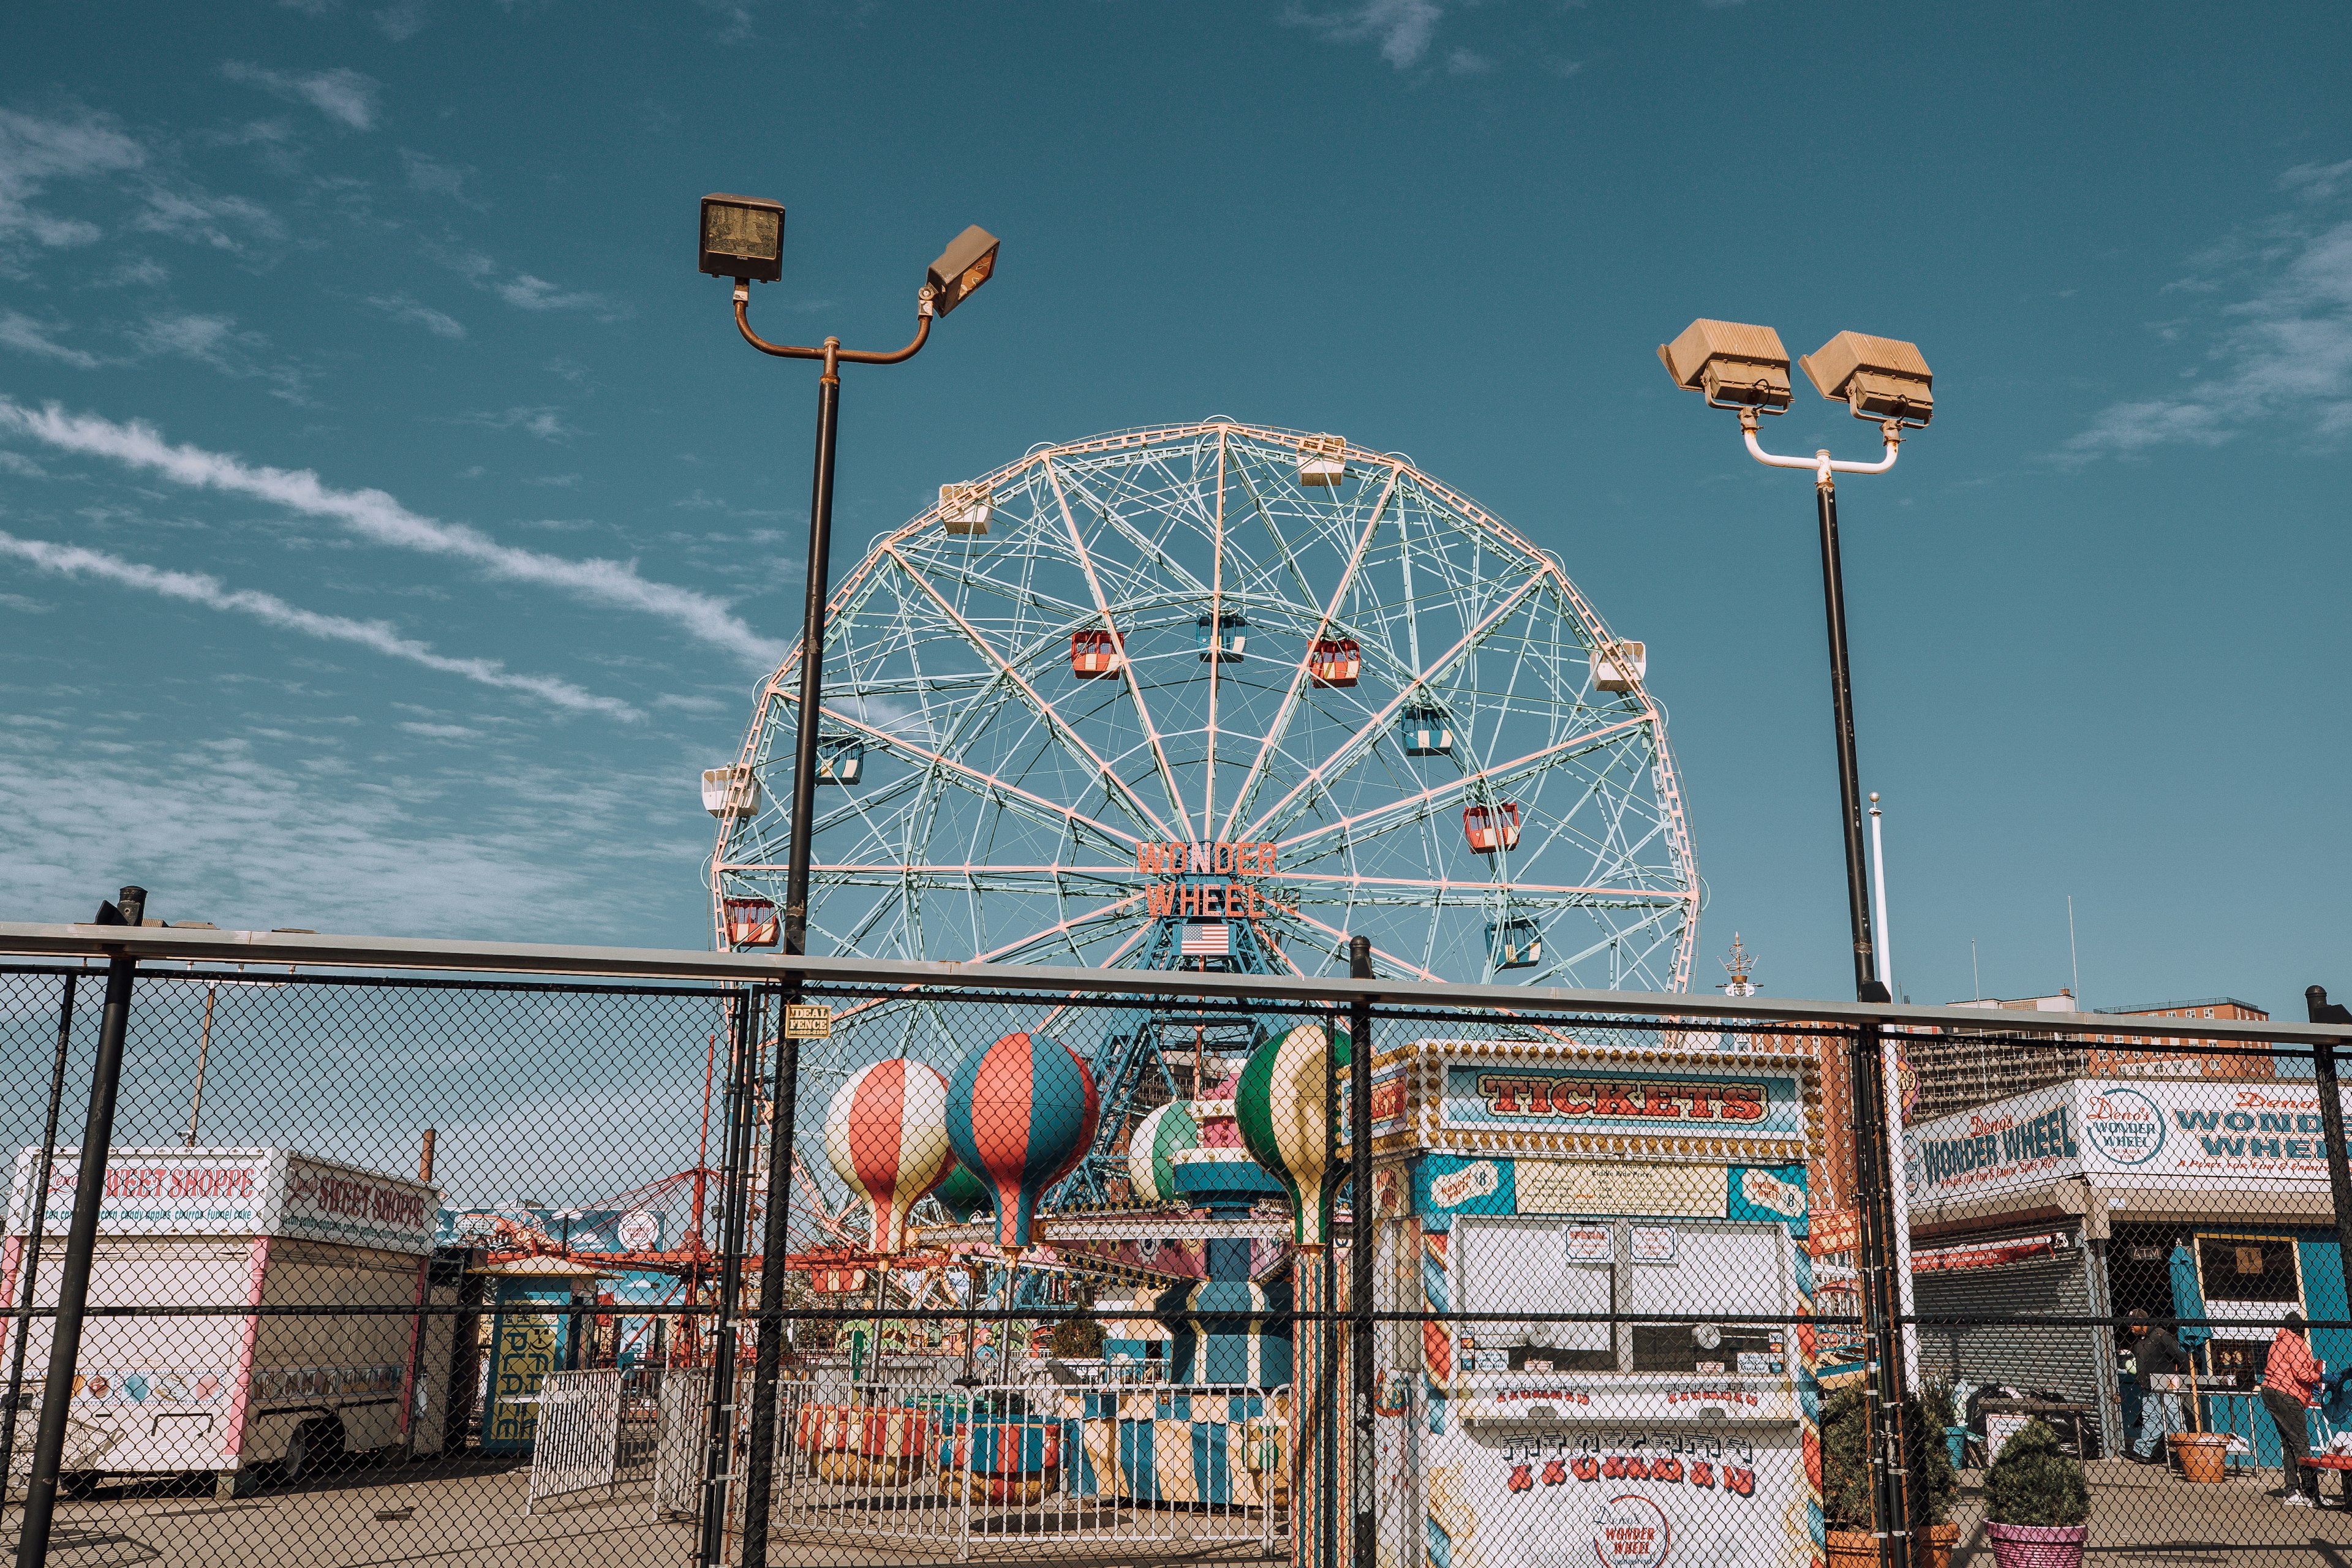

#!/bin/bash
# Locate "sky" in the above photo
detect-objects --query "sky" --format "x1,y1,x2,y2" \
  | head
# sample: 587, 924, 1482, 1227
4, 1, 2350, 1016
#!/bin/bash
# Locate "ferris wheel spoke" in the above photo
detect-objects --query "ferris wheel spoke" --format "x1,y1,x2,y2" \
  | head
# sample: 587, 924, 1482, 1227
881, 543, 1182, 843
1269, 872, 1687, 903
1238, 570, 1552, 844
1275, 716, 1651, 866
1052, 456, 1213, 599
1217, 464, 1397, 843
1042, 454, 1195, 835
1267, 903, 1451, 984
1518, 900, 1687, 990
968, 891, 1151, 967
787, 693, 1140, 858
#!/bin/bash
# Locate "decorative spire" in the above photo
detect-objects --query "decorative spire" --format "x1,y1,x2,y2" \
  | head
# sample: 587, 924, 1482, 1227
1719, 933, 1759, 998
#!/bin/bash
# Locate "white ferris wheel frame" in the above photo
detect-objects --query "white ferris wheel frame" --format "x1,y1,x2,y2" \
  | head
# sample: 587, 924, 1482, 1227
709, 419, 1701, 993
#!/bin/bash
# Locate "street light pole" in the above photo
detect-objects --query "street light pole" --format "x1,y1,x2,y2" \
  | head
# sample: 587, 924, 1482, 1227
1811, 462, 1881, 999
1662, 321, 1934, 1568
701, 200, 998, 1568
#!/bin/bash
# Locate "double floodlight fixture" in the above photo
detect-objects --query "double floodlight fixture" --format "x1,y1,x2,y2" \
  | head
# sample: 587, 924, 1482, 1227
1660, 318, 1932, 428
699, 192, 1000, 322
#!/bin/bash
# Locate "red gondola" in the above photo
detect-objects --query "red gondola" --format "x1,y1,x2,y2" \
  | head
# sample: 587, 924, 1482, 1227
1463, 802, 1523, 855
1070, 628, 1121, 679
1308, 637, 1361, 688
722, 895, 780, 948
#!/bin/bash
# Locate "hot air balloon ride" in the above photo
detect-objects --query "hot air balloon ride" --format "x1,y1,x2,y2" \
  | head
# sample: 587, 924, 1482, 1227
945, 1030, 1099, 1256
823, 1058, 956, 1256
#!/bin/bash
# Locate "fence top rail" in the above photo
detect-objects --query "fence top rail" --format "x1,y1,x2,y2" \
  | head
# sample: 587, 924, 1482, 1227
1, 919, 2345, 1048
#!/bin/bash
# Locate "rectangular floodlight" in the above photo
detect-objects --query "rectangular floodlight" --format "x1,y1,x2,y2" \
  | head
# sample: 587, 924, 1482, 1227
700, 193, 786, 283
1658, 319, 1793, 412
1800, 331, 1933, 426
927, 225, 1000, 316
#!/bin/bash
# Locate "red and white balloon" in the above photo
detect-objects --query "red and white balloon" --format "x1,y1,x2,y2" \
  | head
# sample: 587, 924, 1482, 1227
823, 1058, 954, 1254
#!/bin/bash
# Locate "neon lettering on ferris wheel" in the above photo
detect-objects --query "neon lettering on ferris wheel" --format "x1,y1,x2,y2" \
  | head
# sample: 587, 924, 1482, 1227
1135, 840, 1300, 918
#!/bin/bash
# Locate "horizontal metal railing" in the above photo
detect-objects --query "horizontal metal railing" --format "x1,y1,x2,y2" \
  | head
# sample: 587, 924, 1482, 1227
4, 920, 2347, 1048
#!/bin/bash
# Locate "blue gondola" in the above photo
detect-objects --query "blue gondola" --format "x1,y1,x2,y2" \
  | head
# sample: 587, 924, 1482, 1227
1196, 611, 1246, 663
1487, 917, 1542, 970
1402, 703, 1452, 756
816, 736, 864, 785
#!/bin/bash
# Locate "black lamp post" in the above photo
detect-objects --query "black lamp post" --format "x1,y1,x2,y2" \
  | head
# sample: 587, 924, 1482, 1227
695, 196, 999, 1568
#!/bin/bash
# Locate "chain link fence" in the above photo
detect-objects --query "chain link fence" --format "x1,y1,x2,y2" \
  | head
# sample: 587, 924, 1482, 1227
4, 932, 2352, 1567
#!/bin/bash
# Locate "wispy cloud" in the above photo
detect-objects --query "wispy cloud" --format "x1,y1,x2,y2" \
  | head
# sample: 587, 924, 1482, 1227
2064, 192, 2352, 461
0, 309, 102, 368
0, 531, 639, 718
0, 105, 146, 253
126, 311, 307, 400
463, 404, 572, 441
435, 246, 623, 319
221, 62, 382, 131
0, 398, 790, 667
400, 148, 480, 206
365, 292, 466, 339
374, 0, 430, 40
1287, 0, 1445, 68
0, 728, 671, 940
1446, 47, 1493, 75
128, 184, 281, 252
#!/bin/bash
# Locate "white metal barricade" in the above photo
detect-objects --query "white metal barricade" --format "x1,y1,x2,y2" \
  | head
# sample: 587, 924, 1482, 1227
526, 1368, 625, 1513
755, 1378, 1288, 1561
653, 1367, 713, 1519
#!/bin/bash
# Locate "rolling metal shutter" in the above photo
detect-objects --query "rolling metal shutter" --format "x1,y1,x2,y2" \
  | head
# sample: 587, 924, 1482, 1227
1912, 1230, 2110, 1457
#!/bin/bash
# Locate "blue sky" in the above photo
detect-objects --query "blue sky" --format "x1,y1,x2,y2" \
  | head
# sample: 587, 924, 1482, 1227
4, 1, 2350, 1014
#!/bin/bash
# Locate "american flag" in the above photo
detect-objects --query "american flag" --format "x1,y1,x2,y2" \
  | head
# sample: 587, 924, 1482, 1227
1180, 921, 1231, 957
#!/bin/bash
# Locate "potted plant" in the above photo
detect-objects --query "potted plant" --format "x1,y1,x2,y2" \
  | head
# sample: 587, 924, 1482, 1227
1820, 1385, 1960, 1568
1983, 1419, 2091, 1568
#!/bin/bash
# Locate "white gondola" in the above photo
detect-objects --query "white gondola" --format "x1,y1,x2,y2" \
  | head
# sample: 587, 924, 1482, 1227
700, 764, 763, 818
1593, 639, 1646, 693
1296, 432, 1348, 488
940, 482, 993, 535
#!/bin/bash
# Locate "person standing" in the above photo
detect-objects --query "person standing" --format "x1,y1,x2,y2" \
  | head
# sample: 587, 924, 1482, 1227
2262, 1310, 2324, 1507
2128, 1309, 2188, 1465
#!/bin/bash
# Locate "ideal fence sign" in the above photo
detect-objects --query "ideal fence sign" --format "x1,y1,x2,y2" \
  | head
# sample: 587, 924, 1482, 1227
8, 1147, 439, 1255
1905, 1080, 2352, 1204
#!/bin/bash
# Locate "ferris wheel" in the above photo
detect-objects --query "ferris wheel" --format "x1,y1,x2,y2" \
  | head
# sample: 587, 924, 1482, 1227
707, 419, 1698, 993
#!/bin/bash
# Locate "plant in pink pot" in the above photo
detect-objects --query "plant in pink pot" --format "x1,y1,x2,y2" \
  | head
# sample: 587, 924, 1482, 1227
1984, 1419, 2090, 1568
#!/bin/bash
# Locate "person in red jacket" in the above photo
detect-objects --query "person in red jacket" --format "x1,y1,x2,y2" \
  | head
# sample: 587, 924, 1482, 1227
2263, 1311, 2325, 1507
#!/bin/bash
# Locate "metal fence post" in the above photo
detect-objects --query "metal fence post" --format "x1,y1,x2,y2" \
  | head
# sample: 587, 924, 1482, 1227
1848, 1019, 1920, 1568
698, 986, 762, 1568
0, 972, 76, 1504
739, 982, 797, 1567
2303, 989, 2352, 1293
16, 888, 142, 1568
1347, 937, 1374, 1568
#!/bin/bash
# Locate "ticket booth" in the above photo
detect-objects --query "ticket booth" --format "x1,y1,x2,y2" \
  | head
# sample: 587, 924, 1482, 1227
1365, 1038, 1823, 1568
475, 1258, 606, 1453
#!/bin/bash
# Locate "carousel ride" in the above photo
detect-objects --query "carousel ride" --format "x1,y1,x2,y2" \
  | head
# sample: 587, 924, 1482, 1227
687, 421, 1702, 1524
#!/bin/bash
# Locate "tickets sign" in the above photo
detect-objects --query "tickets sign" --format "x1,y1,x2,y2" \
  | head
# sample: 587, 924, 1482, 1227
1441, 1065, 1806, 1145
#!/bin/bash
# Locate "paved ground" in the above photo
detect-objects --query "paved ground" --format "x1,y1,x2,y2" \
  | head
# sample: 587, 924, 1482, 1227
4, 1459, 695, 1568
1, 1458, 1284, 1568
1950, 1458, 2352, 1567
25, 1453, 2352, 1567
